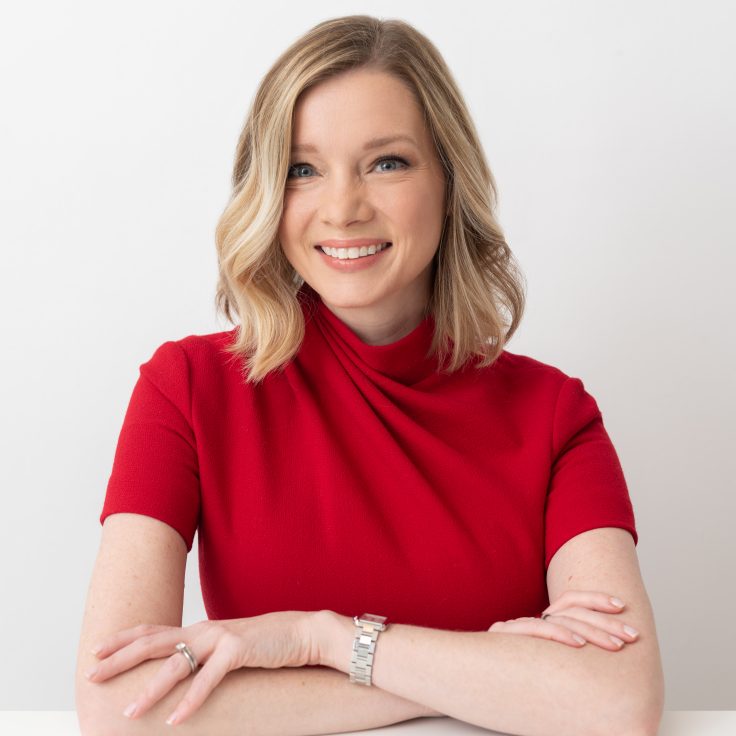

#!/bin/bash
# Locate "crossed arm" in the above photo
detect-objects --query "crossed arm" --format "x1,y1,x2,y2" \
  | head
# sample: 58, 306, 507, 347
76, 516, 664, 736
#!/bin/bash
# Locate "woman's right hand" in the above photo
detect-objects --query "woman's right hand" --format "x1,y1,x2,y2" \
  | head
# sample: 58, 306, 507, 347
487, 589, 640, 651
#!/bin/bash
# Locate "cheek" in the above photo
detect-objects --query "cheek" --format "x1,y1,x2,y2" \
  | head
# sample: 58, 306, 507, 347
278, 205, 304, 243
390, 186, 444, 238
280, 197, 313, 235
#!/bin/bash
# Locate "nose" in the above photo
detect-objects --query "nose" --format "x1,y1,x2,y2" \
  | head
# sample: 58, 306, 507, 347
319, 172, 374, 228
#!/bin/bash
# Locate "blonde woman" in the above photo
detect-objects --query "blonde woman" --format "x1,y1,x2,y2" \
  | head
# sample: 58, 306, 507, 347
75, 15, 664, 736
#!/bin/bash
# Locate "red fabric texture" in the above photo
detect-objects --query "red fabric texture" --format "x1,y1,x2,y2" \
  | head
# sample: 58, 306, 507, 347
101, 283, 637, 631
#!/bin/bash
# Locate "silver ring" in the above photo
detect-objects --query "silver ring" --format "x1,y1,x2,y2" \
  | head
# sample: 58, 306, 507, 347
175, 642, 198, 673
541, 613, 551, 620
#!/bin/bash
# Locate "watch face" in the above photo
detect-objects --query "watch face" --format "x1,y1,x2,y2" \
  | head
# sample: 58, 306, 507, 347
360, 613, 387, 627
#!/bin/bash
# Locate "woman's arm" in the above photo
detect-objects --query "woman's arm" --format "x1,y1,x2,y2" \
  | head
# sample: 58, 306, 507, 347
76, 514, 437, 735
315, 527, 665, 736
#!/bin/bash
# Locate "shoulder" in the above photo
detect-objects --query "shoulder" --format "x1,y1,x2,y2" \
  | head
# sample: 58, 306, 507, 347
492, 348, 574, 397
136, 328, 241, 400
164, 328, 237, 355
488, 350, 601, 430
142, 329, 238, 371
494, 349, 568, 381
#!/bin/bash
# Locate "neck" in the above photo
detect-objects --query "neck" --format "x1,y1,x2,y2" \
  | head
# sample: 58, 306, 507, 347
320, 285, 430, 346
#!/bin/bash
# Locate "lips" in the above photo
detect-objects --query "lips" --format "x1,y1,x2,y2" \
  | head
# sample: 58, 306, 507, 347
321, 241, 391, 257
316, 240, 393, 269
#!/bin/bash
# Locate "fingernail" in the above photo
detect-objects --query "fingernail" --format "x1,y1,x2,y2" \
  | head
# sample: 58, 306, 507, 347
91, 644, 103, 656
624, 625, 639, 637
609, 597, 625, 608
166, 712, 178, 726
84, 667, 98, 680
123, 702, 138, 718
610, 635, 625, 647
572, 634, 586, 645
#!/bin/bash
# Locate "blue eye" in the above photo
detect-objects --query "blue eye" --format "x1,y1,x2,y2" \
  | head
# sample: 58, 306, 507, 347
288, 163, 315, 178
286, 155, 410, 179
374, 156, 409, 172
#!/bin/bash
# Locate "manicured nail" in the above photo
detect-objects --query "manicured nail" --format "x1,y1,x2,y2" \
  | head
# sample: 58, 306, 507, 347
609, 597, 625, 608
166, 712, 179, 726
610, 635, 624, 647
623, 625, 639, 637
123, 703, 138, 718
91, 644, 103, 656
84, 667, 98, 679
572, 634, 586, 645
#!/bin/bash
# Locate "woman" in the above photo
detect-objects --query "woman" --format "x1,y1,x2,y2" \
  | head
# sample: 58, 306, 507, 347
75, 15, 665, 736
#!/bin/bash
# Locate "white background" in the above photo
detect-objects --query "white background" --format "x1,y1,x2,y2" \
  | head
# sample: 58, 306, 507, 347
1, 0, 734, 710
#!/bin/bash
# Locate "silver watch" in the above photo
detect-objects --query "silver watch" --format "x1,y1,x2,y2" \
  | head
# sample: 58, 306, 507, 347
349, 613, 388, 686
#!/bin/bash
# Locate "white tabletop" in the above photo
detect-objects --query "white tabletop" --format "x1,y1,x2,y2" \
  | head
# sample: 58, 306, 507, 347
1, 710, 734, 734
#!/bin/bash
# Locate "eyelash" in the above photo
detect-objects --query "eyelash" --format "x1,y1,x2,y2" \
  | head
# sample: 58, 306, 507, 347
286, 154, 410, 179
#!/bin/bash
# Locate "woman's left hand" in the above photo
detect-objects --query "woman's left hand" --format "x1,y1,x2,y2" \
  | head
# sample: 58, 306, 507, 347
487, 590, 639, 651
85, 610, 317, 726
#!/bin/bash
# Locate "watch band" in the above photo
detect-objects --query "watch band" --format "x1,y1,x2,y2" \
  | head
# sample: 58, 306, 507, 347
349, 613, 388, 686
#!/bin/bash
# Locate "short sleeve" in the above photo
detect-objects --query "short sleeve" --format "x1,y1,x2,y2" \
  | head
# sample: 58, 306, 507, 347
544, 376, 638, 570
100, 340, 200, 552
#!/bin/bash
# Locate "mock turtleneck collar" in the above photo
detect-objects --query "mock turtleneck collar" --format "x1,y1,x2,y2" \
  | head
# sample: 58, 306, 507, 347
299, 282, 440, 386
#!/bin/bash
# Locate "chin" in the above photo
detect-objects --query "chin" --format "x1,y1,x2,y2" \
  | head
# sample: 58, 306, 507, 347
312, 280, 377, 301
323, 294, 379, 310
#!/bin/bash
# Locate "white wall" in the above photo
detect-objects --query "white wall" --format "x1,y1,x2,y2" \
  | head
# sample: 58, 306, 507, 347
1, 0, 733, 710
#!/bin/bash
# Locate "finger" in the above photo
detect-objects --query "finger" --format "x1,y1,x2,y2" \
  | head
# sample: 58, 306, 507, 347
543, 611, 638, 649
91, 624, 173, 659
164, 646, 234, 726
121, 648, 200, 720
89, 632, 185, 682
542, 590, 626, 618
491, 619, 588, 647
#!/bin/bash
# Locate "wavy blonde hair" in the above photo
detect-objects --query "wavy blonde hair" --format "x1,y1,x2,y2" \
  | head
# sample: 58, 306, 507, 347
214, 14, 526, 384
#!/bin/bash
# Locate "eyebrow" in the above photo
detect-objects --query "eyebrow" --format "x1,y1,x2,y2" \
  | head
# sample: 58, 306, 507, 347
290, 134, 419, 154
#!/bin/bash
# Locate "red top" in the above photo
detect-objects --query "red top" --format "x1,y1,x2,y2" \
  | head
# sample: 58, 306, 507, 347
100, 283, 637, 631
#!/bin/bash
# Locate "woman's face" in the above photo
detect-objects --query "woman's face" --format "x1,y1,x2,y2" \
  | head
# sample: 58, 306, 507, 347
278, 68, 447, 329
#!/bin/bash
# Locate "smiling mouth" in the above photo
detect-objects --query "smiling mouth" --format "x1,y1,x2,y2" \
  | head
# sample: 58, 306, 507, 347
317, 242, 392, 260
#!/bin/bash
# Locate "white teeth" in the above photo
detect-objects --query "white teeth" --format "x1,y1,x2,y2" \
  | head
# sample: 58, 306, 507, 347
321, 242, 390, 259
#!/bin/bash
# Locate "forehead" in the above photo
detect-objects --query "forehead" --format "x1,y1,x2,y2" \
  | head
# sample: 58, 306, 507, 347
290, 69, 428, 150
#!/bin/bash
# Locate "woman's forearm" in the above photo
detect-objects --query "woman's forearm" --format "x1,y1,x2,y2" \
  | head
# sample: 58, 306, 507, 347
77, 659, 440, 735
317, 611, 663, 736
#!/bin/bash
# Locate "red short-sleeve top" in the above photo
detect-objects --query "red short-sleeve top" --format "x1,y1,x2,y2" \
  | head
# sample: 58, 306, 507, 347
100, 283, 637, 631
